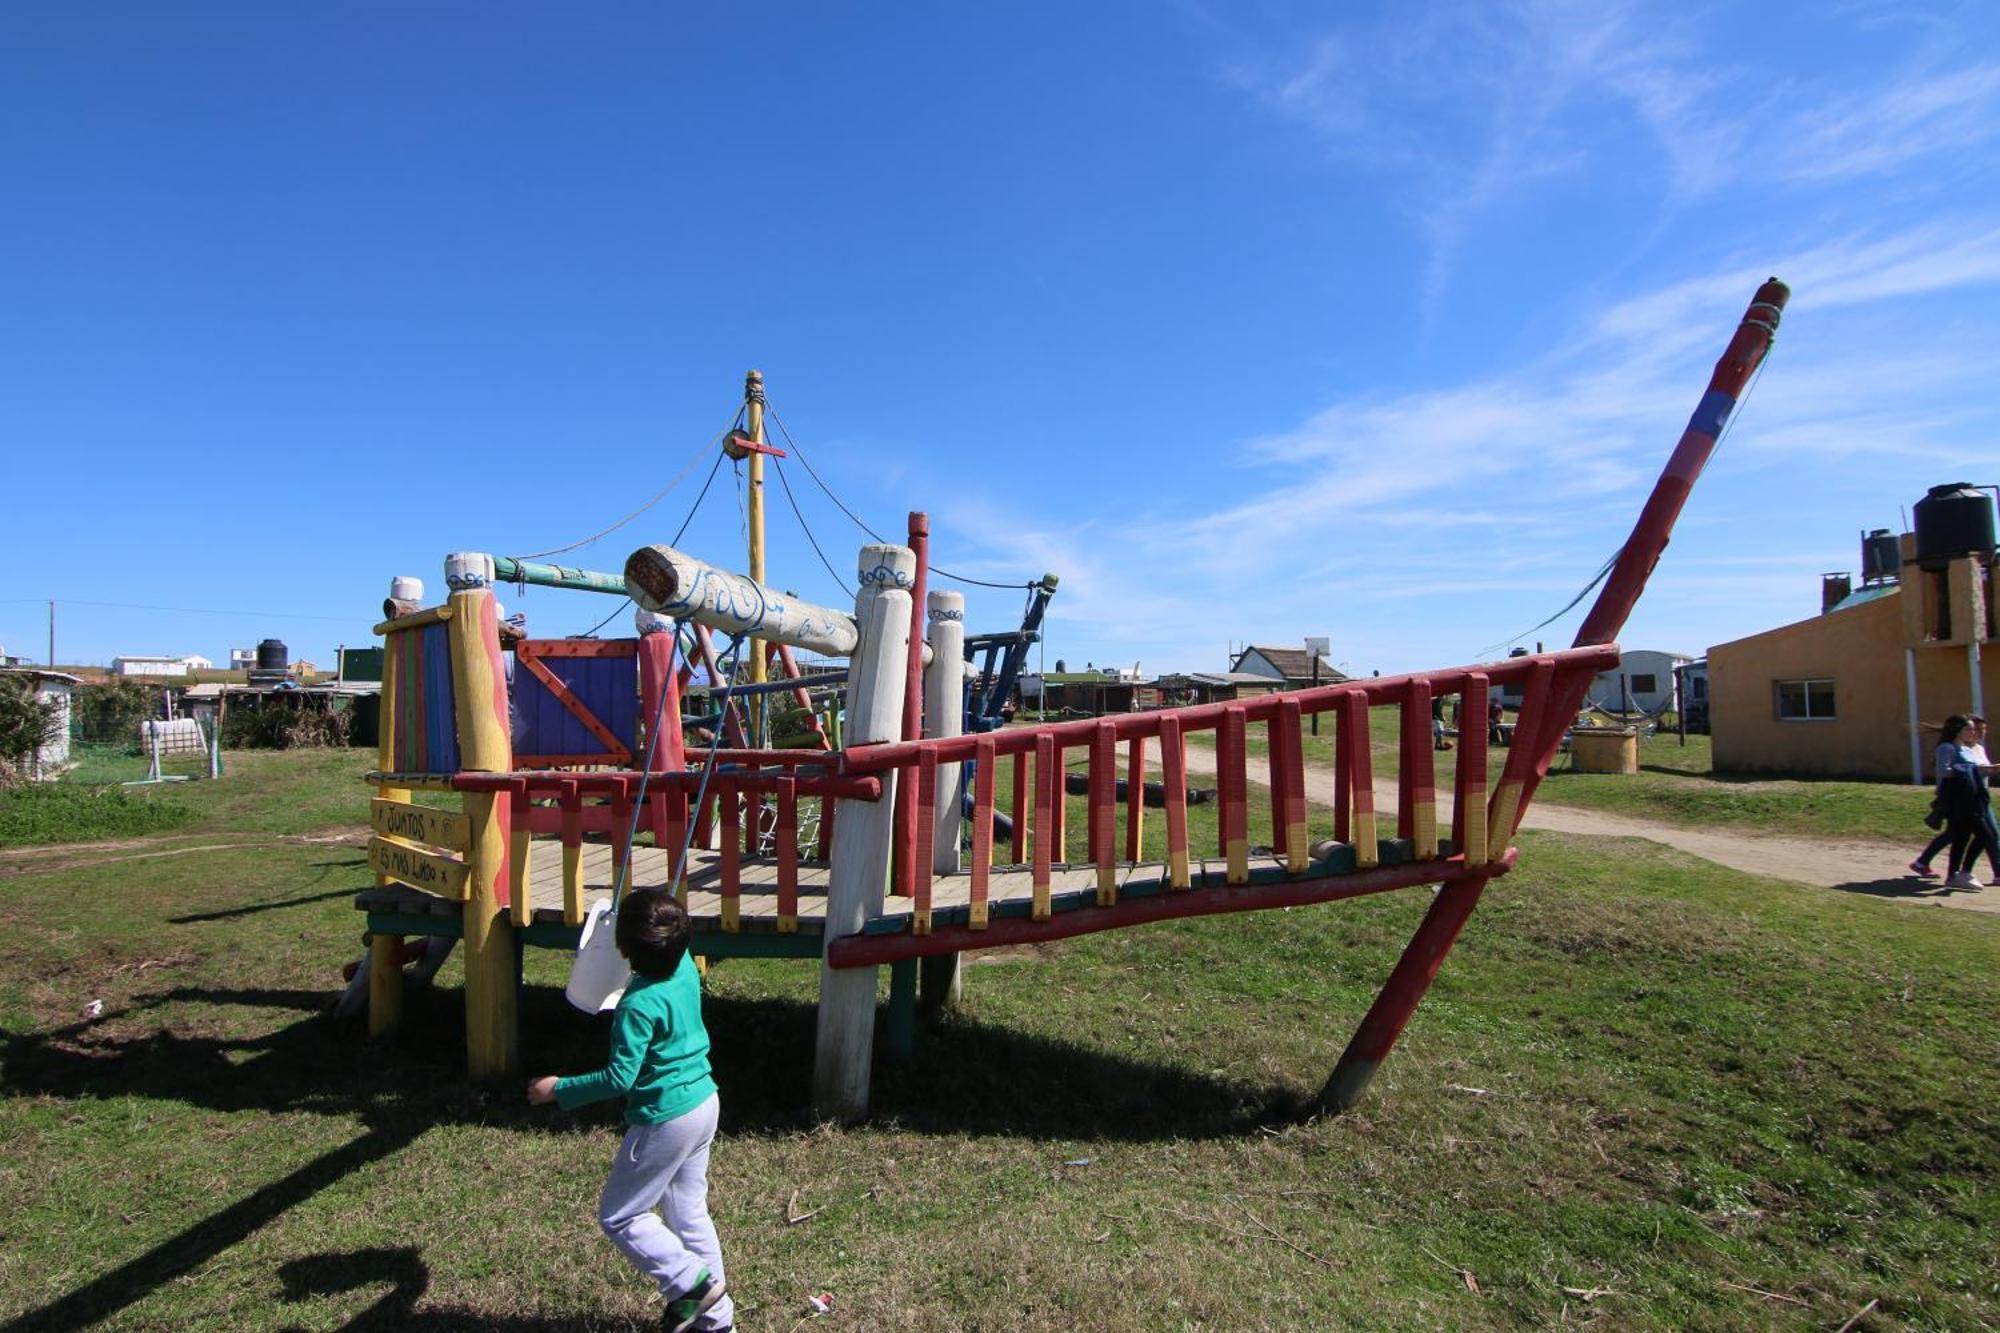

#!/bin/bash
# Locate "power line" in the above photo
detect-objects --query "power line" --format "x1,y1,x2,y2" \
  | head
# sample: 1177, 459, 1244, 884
4, 598, 356, 623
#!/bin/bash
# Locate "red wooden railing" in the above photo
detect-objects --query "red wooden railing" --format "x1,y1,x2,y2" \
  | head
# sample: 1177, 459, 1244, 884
838, 644, 1620, 946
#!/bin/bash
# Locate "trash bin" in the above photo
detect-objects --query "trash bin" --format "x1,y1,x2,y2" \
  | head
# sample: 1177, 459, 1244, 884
1571, 727, 1639, 774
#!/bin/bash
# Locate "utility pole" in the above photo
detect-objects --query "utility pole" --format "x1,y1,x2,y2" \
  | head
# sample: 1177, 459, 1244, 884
47, 600, 54, 667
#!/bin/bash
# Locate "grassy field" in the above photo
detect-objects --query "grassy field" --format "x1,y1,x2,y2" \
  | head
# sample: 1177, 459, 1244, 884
2, 749, 1996, 1330
1184, 714, 1931, 845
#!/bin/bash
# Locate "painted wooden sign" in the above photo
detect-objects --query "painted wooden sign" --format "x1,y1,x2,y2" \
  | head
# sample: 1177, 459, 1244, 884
369, 797, 469, 854
368, 835, 470, 898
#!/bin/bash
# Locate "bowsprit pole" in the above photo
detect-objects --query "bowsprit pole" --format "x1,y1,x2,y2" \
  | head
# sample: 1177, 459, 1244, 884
1510, 278, 1790, 834
1574, 277, 1790, 648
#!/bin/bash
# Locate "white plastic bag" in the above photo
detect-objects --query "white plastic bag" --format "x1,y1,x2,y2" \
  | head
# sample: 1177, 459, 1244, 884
565, 899, 631, 1014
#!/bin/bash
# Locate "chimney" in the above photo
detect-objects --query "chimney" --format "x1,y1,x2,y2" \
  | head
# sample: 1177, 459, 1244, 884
1821, 572, 1852, 614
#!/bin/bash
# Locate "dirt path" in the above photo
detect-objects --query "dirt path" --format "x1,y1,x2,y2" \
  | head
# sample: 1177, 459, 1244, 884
1174, 746, 1999, 916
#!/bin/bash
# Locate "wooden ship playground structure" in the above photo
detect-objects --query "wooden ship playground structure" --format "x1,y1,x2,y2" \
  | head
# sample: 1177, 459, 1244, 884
351, 281, 1790, 1121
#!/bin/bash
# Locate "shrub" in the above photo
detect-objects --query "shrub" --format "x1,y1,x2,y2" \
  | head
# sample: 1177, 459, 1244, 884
221, 698, 352, 749
0, 782, 194, 847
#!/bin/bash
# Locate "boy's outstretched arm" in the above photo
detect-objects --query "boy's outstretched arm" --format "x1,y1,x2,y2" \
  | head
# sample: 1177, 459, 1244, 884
545, 1004, 651, 1109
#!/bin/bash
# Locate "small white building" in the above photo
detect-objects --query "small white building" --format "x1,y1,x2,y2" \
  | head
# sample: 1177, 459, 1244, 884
1585, 649, 1693, 715
177, 654, 214, 671
112, 655, 190, 678
229, 648, 256, 669
1229, 645, 1349, 689
1, 668, 80, 779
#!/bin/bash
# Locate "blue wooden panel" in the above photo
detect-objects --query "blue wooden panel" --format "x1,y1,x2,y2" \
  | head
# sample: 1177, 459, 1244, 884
421, 622, 459, 773
511, 646, 637, 763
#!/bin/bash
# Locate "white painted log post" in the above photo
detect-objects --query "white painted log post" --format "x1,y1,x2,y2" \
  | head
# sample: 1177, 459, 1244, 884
813, 543, 915, 1122
919, 589, 965, 1013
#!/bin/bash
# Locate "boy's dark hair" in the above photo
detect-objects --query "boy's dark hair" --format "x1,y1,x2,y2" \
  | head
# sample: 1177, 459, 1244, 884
615, 888, 692, 979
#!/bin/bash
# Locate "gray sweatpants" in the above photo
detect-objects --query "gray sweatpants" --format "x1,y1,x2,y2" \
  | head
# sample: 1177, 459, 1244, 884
597, 1093, 734, 1329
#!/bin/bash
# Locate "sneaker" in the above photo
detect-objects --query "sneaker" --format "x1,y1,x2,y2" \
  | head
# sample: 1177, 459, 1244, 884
1945, 871, 1981, 889
1908, 859, 1939, 879
663, 1270, 726, 1333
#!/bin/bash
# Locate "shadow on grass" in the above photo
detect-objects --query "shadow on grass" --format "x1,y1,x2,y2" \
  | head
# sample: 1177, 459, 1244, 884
168, 886, 360, 924
1828, 875, 1994, 904
2, 978, 1297, 1330
277, 1246, 596, 1330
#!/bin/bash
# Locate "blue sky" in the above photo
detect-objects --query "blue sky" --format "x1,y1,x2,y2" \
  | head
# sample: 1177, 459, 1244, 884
4, 2, 1997, 678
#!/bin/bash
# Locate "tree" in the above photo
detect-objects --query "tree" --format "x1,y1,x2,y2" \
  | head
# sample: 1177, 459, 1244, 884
0, 675, 61, 777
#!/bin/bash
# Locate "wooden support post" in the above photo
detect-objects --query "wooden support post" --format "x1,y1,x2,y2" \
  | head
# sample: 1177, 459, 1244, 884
920, 588, 963, 1013
1159, 714, 1190, 889
1316, 873, 1492, 1112
368, 629, 407, 1037
445, 553, 517, 1078
813, 542, 914, 1123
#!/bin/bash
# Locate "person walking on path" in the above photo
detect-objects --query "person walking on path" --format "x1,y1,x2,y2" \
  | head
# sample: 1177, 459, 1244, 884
1953, 716, 2000, 888
528, 889, 734, 1333
1912, 715, 1972, 879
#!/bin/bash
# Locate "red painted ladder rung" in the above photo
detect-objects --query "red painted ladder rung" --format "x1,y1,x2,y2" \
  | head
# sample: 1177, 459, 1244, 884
776, 776, 799, 933
718, 785, 741, 932
1454, 673, 1490, 865
1091, 720, 1117, 906
970, 736, 996, 928
913, 752, 938, 934
1158, 713, 1190, 890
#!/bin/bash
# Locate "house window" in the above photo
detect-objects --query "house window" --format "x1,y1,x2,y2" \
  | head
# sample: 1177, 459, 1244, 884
1628, 673, 1657, 695
1774, 679, 1836, 720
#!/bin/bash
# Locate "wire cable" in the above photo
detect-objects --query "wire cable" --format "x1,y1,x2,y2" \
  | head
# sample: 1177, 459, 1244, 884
510, 407, 745, 561
772, 456, 855, 598
765, 402, 1039, 591
1483, 342, 1782, 658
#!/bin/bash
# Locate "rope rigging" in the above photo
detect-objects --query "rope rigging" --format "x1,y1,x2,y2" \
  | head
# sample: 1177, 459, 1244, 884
509, 408, 746, 562
766, 402, 1040, 592
1483, 341, 1779, 659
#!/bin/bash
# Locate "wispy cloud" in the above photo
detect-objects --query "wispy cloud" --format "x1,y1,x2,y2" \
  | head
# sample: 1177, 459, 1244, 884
1223, 1, 2000, 311
933, 221, 2000, 673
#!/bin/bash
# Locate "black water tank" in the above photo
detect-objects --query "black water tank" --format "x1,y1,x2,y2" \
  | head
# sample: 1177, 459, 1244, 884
256, 638, 289, 671
1913, 484, 1996, 571
1861, 528, 1900, 583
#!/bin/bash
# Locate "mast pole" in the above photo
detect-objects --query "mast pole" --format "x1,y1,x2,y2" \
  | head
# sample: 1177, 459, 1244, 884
745, 370, 770, 742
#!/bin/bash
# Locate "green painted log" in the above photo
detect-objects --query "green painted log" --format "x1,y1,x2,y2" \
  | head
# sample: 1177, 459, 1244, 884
491, 557, 629, 597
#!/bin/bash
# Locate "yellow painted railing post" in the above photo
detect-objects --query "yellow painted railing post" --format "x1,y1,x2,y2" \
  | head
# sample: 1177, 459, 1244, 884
368, 624, 407, 1037
446, 553, 518, 1078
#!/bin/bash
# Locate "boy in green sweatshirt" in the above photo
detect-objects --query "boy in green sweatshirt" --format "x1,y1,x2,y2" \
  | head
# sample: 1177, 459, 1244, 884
529, 888, 732, 1332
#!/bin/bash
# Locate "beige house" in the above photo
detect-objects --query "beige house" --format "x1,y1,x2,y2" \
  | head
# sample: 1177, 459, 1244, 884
1709, 535, 1996, 781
